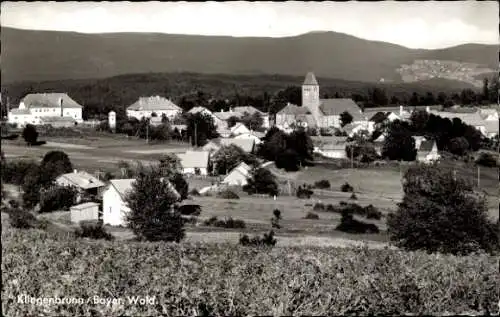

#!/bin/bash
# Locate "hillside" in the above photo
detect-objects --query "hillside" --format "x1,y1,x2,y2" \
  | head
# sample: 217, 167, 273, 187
2, 27, 497, 85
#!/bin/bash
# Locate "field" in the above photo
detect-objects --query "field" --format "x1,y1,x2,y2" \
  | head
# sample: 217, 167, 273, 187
2, 214, 498, 316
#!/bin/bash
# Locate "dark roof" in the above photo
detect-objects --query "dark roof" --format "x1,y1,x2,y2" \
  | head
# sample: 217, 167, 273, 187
303, 72, 318, 86
277, 103, 311, 115
369, 112, 390, 123
319, 98, 363, 120
418, 140, 435, 152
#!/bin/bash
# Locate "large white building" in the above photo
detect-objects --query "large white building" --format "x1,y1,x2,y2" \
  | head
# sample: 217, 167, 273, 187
7, 93, 83, 127
126, 96, 182, 120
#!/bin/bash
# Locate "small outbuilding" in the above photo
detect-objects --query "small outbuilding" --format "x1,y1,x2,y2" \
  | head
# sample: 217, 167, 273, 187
70, 202, 100, 223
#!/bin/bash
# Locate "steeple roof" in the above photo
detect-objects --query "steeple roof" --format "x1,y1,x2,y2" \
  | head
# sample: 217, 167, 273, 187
303, 72, 318, 86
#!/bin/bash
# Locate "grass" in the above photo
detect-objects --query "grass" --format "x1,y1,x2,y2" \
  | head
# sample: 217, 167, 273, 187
2, 222, 498, 316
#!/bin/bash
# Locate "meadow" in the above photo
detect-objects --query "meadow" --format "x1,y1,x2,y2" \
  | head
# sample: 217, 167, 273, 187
2, 214, 498, 316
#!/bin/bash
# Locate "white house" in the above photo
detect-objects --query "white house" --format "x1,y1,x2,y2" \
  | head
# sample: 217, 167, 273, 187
177, 150, 211, 175
126, 96, 182, 120
223, 162, 252, 186
188, 106, 226, 128
232, 106, 270, 128
417, 140, 441, 163
70, 202, 100, 223
103, 178, 180, 226
234, 131, 264, 145
8, 93, 83, 127
314, 142, 347, 159
230, 123, 251, 136
55, 170, 106, 202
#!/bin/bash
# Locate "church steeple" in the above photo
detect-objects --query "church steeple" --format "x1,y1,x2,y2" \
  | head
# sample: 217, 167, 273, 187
302, 72, 320, 126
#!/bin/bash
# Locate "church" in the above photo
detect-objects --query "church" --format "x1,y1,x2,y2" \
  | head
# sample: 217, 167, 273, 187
276, 72, 365, 129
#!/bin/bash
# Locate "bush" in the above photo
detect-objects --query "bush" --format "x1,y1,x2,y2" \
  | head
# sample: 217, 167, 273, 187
341, 182, 354, 192
189, 188, 200, 196
6, 208, 38, 229
448, 137, 470, 156
350, 192, 358, 200
39, 185, 78, 213
271, 209, 282, 229
313, 202, 325, 211
296, 185, 314, 199
314, 179, 331, 189
336, 212, 380, 234
239, 230, 276, 247
364, 204, 383, 220
243, 168, 279, 197
304, 212, 319, 220
203, 216, 246, 229
74, 220, 114, 240
388, 164, 499, 255
178, 204, 202, 216
22, 124, 38, 145
475, 152, 498, 167
216, 190, 239, 199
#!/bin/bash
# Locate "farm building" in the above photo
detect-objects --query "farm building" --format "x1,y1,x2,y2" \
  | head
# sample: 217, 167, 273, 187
188, 106, 226, 128
126, 96, 182, 120
223, 162, 252, 186
55, 170, 106, 202
7, 93, 83, 127
176, 150, 211, 175
230, 123, 251, 136
233, 131, 264, 145
70, 202, 100, 223
103, 178, 180, 226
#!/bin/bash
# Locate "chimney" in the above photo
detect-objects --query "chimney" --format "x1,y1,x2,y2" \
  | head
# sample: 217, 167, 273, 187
73, 169, 77, 174
59, 97, 64, 117
229, 107, 233, 113
399, 105, 403, 116
426, 106, 430, 113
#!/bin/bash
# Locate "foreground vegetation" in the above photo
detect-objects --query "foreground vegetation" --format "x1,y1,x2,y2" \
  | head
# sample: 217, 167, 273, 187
2, 225, 498, 316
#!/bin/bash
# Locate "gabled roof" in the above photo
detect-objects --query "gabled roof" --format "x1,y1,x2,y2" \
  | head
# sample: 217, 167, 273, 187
57, 171, 105, 190
226, 162, 251, 179
188, 106, 212, 115
232, 106, 265, 115
303, 72, 319, 85
40, 116, 77, 124
109, 178, 179, 200
177, 150, 210, 169
277, 103, 311, 115
22, 93, 82, 109
213, 111, 242, 121
204, 137, 255, 153
418, 140, 436, 152
70, 202, 99, 210
369, 112, 390, 123
127, 96, 181, 112
319, 98, 363, 120
230, 122, 250, 134
429, 110, 485, 127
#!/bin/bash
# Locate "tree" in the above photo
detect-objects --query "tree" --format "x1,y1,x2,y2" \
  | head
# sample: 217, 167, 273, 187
21, 165, 44, 209
387, 165, 498, 254
227, 116, 240, 128
161, 113, 168, 123
41, 151, 73, 184
482, 78, 489, 103
370, 88, 389, 106
275, 149, 301, 172
409, 110, 430, 134
382, 121, 417, 161
170, 172, 189, 200
243, 168, 279, 197
212, 144, 257, 175
448, 137, 469, 156
340, 111, 353, 127
409, 92, 419, 108
185, 112, 219, 147
240, 112, 263, 130
346, 141, 379, 163
124, 166, 185, 242
22, 124, 38, 145
158, 154, 189, 199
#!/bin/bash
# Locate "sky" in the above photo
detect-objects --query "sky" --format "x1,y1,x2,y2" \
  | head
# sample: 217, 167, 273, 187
1, 1, 498, 49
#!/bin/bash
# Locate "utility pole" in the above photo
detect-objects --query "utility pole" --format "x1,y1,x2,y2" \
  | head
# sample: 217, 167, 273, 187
194, 122, 198, 147
477, 165, 480, 188
350, 146, 354, 169
146, 118, 149, 144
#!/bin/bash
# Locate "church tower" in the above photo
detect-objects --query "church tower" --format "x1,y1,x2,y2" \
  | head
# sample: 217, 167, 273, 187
302, 72, 321, 126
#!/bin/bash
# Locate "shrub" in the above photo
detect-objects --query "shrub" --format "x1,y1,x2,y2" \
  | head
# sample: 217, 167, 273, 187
239, 230, 276, 247
304, 212, 319, 220
336, 212, 380, 234
448, 137, 470, 156
475, 152, 498, 167
243, 168, 279, 197
296, 185, 314, 199
217, 190, 239, 199
178, 204, 202, 216
314, 179, 331, 189
39, 185, 78, 213
189, 188, 200, 196
203, 216, 246, 229
313, 202, 325, 211
74, 220, 114, 240
364, 204, 383, 220
388, 164, 499, 255
6, 208, 38, 229
271, 209, 282, 229
341, 182, 354, 192
22, 124, 38, 145
350, 192, 358, 200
